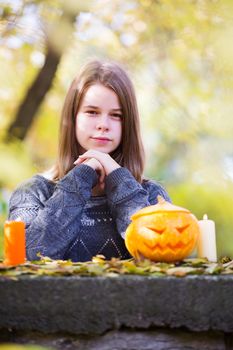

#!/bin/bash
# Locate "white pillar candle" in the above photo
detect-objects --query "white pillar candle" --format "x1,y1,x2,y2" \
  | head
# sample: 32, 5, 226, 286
197, 214, 217, 262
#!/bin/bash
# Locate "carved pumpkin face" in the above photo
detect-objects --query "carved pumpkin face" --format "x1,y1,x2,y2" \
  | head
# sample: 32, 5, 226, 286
125, 196, 200, 262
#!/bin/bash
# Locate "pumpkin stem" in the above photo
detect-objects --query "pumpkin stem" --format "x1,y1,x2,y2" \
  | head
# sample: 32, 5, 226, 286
157, 195, 166, 204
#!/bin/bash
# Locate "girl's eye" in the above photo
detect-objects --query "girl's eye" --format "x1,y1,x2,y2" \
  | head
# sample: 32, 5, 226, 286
111, 114, 122, 120
86, 110, 97, 116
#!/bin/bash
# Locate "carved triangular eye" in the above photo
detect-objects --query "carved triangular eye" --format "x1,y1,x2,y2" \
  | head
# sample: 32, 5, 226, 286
147, 226, 165, 234
176, 224, 190, 233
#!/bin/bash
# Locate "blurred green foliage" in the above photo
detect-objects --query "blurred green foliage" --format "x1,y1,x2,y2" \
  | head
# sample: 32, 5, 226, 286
0, 344, 52, 350
168, 181, 233, 258
0, 0, 233, 259
0, 184, 10, 258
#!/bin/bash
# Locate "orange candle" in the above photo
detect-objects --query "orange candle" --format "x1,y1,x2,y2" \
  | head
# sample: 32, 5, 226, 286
4, 220, 26, 266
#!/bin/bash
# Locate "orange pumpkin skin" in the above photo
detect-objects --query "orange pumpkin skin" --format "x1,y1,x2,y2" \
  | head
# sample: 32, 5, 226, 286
125, 197, 200, 262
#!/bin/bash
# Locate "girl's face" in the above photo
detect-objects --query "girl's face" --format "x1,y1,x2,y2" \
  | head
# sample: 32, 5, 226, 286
75, 83, 122, 154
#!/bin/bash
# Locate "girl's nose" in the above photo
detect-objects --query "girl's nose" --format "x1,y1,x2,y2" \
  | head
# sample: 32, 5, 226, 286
96, 115, 109, 131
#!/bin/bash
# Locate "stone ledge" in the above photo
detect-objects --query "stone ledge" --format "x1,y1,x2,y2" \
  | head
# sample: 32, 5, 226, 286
0, 275, 233, 335
0, 329, 231, 350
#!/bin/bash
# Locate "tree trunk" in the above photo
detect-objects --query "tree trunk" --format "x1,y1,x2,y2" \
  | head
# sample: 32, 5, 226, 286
6, 46, 61, 141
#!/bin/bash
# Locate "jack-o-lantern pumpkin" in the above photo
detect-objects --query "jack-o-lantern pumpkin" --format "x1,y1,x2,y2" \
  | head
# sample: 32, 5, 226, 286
125, 196, 200, 262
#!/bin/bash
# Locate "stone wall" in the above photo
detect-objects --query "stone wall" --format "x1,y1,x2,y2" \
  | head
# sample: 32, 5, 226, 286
1, 275, 233, 349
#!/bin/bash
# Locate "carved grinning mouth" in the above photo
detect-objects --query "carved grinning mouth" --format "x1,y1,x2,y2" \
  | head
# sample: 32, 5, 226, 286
142, 223, 193, 250
143, 240, 194, 251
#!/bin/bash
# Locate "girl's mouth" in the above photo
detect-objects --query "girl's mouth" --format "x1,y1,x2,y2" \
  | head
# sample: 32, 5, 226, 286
91, 137, 111, 143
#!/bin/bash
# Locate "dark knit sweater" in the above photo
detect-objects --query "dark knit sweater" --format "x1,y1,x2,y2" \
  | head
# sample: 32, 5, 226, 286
8, 164, 170, 262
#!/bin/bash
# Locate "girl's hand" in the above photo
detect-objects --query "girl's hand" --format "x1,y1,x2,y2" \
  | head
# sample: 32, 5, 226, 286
74, 150, 121, 176
74, 157, 105, 185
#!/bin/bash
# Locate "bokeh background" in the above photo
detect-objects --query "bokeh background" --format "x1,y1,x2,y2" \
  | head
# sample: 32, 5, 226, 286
0, 0, 233, 259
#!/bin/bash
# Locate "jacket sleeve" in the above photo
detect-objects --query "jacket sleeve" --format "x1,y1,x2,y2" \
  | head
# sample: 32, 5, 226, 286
8, 164, 98, 260
105, 167, 171, 239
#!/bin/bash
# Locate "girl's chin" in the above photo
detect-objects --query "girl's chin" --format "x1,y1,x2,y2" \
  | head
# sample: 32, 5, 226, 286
87, 146, 112, 153
78, 143, 117, 154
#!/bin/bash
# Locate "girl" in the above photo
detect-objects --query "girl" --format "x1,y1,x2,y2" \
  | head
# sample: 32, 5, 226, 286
8, 60, 170, 262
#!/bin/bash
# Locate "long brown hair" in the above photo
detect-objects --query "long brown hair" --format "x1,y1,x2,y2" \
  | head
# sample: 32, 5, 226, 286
52, 60, 145, 183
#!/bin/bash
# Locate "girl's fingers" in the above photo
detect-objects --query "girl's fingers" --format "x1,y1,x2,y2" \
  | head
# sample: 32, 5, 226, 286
79, 151, 106, 163
74, 156, 106, 189
75, 151, 108, 166
74, 153, 94, 165
99, 170, 105, 183
74, 156, 87, 165
95, 162, 105, 183
99, 182, 105, 191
